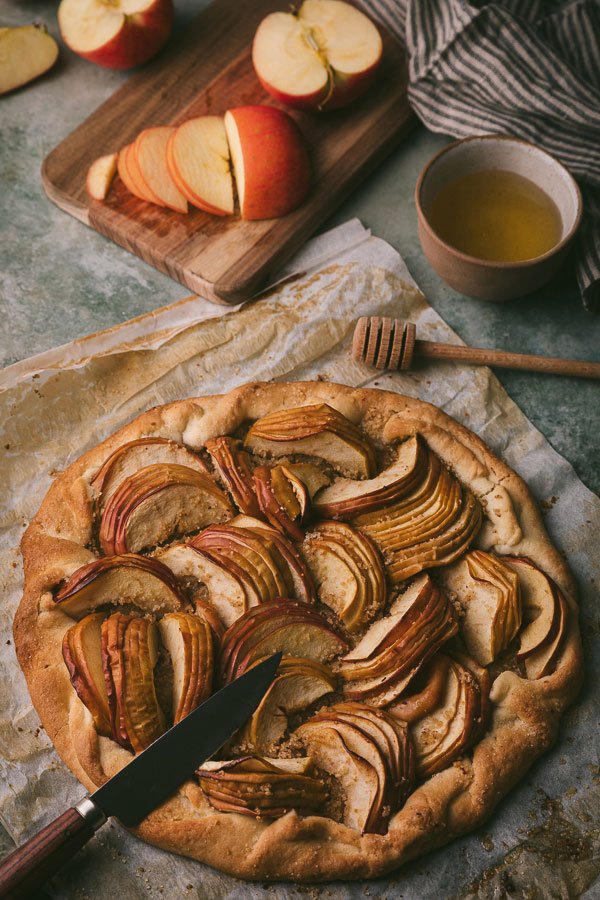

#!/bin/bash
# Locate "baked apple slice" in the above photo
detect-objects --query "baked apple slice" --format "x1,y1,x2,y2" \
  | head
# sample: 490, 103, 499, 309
55, 554, 184, 619
158, 612, 214, 723
245, 403, 376, 478
198, 756, 328, 818
440, 550, 521, 665
99, 463, 233, 555
101, 611, 132, 747
156, 543, 248, 626
253, 465, 309, 541
62, 612, 112, 736
205, 436, 261, 517
92, 437, 209, 512
239, 656, 335, 751
302, 521, 386, 631
388, 654, 451, 723
313, 435, 428, 518
220, 599, 348, 683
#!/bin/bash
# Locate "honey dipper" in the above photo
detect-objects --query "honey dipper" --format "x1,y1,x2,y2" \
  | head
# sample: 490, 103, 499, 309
352, 317, 600, 380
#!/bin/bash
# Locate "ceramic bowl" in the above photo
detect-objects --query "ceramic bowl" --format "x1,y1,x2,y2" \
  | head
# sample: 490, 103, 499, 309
415, 135, 582, 301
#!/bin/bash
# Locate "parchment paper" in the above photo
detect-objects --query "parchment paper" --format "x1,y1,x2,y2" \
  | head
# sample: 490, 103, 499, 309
0, 220, 598, 899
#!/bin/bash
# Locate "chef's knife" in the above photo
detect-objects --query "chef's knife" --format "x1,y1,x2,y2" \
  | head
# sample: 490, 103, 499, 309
0, 652, 282, 900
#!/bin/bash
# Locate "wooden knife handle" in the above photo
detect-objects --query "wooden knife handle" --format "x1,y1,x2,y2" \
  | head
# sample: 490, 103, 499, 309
0, 807, 95, 899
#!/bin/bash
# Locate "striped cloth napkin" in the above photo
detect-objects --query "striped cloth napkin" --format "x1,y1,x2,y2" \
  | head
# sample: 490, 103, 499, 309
364, 0, 600, 312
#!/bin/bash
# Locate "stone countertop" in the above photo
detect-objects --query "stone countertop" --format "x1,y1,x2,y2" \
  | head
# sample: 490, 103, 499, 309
1, 0, 599, 504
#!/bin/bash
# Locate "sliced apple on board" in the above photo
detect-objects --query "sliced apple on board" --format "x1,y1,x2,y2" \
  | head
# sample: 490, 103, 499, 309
158, 611, 214, 724
116, 145, 147, 202
93, 437, 209, 513
86, 152, 118, 201
228, 514, 317, 604
220, 599, 348, 683
57, 0, 174, 70
408, 651, 490, 778
245, 403, 377, 479
439, 550, 522, 666
156, 542, 248, 626
166, 116, 234, 216
313, 435, 428, 518
224, 105, 311, 220
133, 127, 188, 213
252, 0, 382, 111
339, 575, 458, 705
198, 756, 328, 818
238, 656, 336, 751
54, 554, 184, 619
205, 436, 261, 518
302, 521, 386, 631
501, 556, 569, 679
297, 701, 414, 834
102, 613, 166, 752
63, 612, 112, 736
0, 24, 59, 96
99, 463, 233, 555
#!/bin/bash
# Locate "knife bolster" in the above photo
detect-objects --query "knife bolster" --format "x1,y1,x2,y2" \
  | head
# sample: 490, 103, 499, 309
74, 797, 107, 832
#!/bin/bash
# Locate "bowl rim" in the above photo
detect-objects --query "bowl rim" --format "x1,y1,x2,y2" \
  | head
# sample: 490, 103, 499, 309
415, 134, 583, 270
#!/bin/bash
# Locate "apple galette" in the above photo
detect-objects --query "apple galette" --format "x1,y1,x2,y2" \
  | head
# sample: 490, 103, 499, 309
15, 382, 582, 882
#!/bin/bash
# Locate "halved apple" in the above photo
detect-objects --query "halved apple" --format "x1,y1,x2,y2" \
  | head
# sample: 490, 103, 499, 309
253, 465, 308, 541
302, 521, 386, 631
229, 514, 316, 604
220, 599, 348, 683
133, 127, 188, 213
501, 556, 569, 679
198, 756, 328, 818
245, 403, 376, 479
314, 435, 428, 518
92, 437, 209, 513
205, 435, 261, 517
86, 152, 118, 201
55, 554, 184, 619
439, 550, 521, 666
62, 612, 112, 736
166, 116, 234, 215
224, 106, 311, 220
252, 0, 382, 111
99, 463, 233, 555
239, 656, 336, 751
339, 575, 458, 705
102, 613, 166, 752
0, 24, 59, 96
156, 543, 247, 626
158, 611, 214, 723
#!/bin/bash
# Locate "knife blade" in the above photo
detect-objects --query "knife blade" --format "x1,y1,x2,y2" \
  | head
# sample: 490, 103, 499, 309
0, 652, 282, 900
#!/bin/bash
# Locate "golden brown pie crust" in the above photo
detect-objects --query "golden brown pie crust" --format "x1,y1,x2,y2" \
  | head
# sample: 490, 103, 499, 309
14, 382, 583, 882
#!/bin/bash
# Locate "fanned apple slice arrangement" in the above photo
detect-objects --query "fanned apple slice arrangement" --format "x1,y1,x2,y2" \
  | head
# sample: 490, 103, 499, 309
55, 406, 571, 834
86, 104, 311, 221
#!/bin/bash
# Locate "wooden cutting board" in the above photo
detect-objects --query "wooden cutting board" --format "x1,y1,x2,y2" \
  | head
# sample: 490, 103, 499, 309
42, 0, 416, 304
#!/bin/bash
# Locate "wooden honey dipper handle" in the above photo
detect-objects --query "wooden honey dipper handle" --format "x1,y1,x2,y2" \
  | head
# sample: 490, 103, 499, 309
353, 317, 600, 380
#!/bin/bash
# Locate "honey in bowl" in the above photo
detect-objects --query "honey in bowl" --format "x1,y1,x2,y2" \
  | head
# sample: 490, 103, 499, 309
426, 169, 563, 262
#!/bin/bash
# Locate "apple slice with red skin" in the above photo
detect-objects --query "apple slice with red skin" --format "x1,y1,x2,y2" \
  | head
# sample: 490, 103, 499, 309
55, 554, 184, 619
117, 145, 146, 201
63, 612, 112, 736
101, 612, 132, 748
230, 514, 316, 604
86, 152, 118, 201
388, 654, 451, 723
57, 0, 173, 70
253, 465, 307, 541
205, 436, 261, 517
121, 616, 166, 752
0, 24, 59, 95
224, 105, 311, 220
133, 127, 188, 213
166, 116, 234, 215
198, 756, 328, 818
158, 611, 214, 723
93, 437, 209, 512
239, 656, 335, 751
282, 462, 331, 499
245, 403, 376, 479
99, 463, 233, 555
252, 0, 382, 111
314, 435, 428, 518
500, 556, 565, 669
